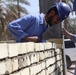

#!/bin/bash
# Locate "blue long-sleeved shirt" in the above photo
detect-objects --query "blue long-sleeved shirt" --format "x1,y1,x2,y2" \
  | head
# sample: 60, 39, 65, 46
71, 34, 76, 43
8, 13, 48, 42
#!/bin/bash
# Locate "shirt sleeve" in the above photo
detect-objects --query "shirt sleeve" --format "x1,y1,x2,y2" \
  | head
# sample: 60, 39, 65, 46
8, 15, 34, 42
71, 34, 76, 43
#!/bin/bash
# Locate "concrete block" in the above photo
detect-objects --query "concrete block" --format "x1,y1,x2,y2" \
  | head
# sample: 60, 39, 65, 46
41, 62, 45, 70
34, 53, 39, 62
55, 49, 61, 54
18, 43, 27, 54
60, 65, 63, 71
39, 52, 45, 61
46, 57, 55, 67
44, 51, 52, 58
40, 70, 45, 75
26, 54, 31, 66
11, 58, 18, 72
28, 53, 39, 64
30, 65, 37, 75
0, 61, 6, 74
26, 42, 34, 53
44, 42, 52, 50
8, 43, 18, 57
5, 59, 12, 74
18, 55, 28, 69
0, 43, 8, 59
23, 55, 30, 67
30, 53, 39, 64
47, 67, 52, 75
39, 43, 44, 51
57, 61, 61, 67
20, 68, 29, 75
57, 55, 61, 61
48, 65, 55, 73
51, 50, 54, 57
34, 43, 40, 51
36, 63, 41, 73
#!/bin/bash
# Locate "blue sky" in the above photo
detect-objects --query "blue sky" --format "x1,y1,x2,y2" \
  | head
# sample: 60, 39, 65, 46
25, 0, 40, 14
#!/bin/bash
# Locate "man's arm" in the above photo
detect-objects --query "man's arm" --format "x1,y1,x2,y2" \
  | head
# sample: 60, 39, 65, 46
62, 27, 73, 39
8, 15, 34, 42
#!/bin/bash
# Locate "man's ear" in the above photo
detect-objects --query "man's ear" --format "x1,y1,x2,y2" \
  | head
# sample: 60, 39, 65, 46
45, 10, 55, 20
50, 10, 55, 16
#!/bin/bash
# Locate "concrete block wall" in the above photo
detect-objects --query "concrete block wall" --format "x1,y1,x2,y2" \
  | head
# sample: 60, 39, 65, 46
0, 42, 64, 75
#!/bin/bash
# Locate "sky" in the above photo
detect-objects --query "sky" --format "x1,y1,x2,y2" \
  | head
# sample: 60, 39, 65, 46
25, 0, 40, 15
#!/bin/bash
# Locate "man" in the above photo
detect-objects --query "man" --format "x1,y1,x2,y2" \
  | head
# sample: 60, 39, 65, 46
8, 2, 71, 42
62, 0, 76, 43
62, 0, 76, 75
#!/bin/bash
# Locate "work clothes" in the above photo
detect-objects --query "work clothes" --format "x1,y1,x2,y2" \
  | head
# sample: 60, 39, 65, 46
8, 13, 48, 42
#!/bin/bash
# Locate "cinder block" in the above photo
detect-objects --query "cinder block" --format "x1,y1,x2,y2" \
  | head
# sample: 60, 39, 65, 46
57, 55, 61, 61
18, 43, 27, 54
36, 63, 41, 73
27, 54, 31, 66
48, 65, 55, 73
0, 43, 8, 59
57, 61, 61, 67
8, 43, 19, 57
30, 65, 37, 75
41, 62, 45, 70
46, 57, 55, 67
30, 53, 39, 64
34, 43, 40, 51
40, 70, 45, 75
51, 50, 54, 57
44, 42, 52, 50
11, 58, 18, 72
60, 65, 63, 71
29, 53, 40, 64
55, 49, 61, 54
5, 59, 12, 74
20, 68, 29, 75
35, 53, 39, 62
44, 51, 52, 59
23, 55, 30, 67
39, 52, 45, 61
0, 61, 6, 74
26, 42, 34, 53
47, 67, 52, 75
39, 43, 44, 51
18, 55, 28, 69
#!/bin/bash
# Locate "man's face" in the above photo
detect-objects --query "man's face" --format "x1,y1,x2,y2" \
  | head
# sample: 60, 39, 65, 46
45, 10, 60, 26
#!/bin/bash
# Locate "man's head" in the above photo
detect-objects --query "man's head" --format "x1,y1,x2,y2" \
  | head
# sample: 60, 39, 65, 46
45, 2, 71, 26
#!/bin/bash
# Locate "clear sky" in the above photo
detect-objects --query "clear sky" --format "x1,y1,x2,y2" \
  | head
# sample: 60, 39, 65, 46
25, 0, 40, 14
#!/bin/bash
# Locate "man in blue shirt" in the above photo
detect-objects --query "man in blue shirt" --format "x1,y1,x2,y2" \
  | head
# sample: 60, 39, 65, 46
8, 2, 71, 42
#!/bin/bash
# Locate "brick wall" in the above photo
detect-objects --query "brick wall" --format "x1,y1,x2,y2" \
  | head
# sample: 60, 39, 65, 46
0, 42, 64, 75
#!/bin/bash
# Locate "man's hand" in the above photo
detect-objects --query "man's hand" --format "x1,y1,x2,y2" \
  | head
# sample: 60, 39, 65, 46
25, 36, 41, 42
